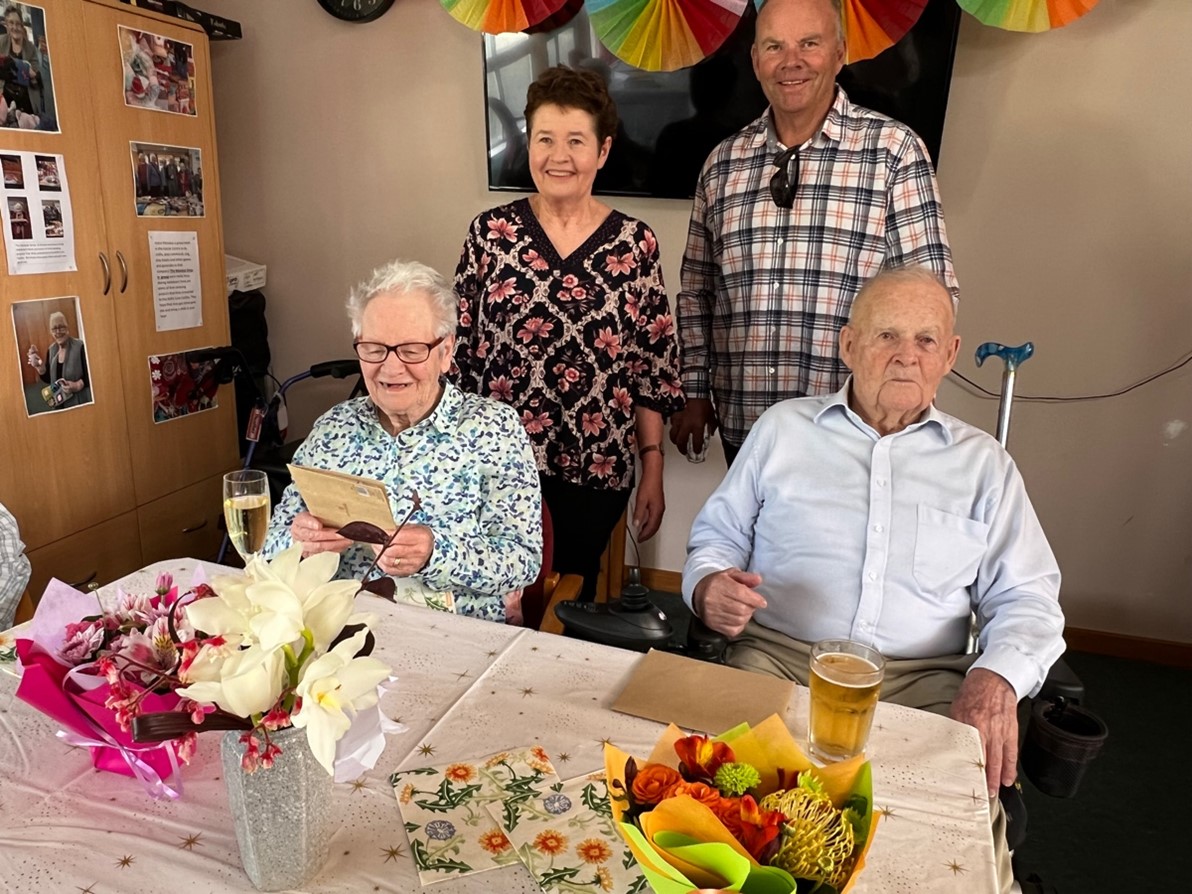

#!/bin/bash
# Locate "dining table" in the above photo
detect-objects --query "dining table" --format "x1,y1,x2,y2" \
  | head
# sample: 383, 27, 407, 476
0, 559, 1000, 893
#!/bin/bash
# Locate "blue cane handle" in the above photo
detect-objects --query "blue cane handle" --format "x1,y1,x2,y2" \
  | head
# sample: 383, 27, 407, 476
975, 341, 1034, 371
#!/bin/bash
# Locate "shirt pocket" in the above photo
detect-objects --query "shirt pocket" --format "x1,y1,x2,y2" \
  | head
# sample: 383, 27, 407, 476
912, 505, 990, 595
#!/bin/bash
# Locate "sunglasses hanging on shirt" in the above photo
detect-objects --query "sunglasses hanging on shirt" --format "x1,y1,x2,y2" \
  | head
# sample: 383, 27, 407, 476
769, 146, 800, 209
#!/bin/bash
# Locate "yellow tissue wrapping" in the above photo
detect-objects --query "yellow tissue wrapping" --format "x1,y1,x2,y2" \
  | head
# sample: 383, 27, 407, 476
606, 714, 881, 893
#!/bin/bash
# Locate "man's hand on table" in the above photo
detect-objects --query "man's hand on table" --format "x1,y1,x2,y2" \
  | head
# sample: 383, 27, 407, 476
693, 569, 766, 638
950, 667, 1018, 798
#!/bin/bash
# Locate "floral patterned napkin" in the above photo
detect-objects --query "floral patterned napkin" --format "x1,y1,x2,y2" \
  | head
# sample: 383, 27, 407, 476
391, 746, 559, 884
391, 579, 455, 614
485, 772, 648, 894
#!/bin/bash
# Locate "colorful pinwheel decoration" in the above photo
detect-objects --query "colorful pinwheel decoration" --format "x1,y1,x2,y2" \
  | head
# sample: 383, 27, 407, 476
587, 0, 750, 72
440, 0, 572, 33
955, 0, 1100, 33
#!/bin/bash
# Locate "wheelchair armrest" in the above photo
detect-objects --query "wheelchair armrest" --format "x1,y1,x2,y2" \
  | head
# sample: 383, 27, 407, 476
1037, 656, 1084, 705
686, 616, 729, 663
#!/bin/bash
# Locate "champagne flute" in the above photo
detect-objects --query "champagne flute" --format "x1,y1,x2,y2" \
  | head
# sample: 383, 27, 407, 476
223, 470, 270, 563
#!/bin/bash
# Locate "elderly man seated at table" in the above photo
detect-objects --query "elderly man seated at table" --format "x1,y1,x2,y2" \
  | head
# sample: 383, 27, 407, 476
263, 259, 542, 623
683, 266, 1064, 885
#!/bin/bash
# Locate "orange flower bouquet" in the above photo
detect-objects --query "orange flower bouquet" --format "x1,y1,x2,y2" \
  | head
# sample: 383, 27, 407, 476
604, 715, 878, 894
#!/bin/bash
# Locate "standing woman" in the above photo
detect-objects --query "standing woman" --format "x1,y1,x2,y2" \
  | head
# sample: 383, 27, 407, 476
454, 65, 685, 602
27, 311, 90, 409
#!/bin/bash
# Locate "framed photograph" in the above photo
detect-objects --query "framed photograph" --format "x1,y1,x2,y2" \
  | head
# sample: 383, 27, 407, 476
130, 141, 203, 217
119, 25, 197, 117
1, 3, 59, 132
11, 295, 94, 416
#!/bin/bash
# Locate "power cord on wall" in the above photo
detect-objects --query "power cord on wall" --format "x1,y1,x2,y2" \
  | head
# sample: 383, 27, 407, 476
949, 347, 1192, 403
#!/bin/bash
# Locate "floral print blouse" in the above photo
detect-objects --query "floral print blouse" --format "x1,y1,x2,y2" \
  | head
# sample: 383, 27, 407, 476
453, 199, 684, 492
262, 382, 542, 622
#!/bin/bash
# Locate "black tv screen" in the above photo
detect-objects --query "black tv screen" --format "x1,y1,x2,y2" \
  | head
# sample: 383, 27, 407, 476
482, 0, 961, 199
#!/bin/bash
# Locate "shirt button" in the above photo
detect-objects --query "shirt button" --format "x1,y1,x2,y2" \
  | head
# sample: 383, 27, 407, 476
867, 571, 877, 581
876, 479, 887, 487
873, 524, 883, 533
769, 367, 776, 375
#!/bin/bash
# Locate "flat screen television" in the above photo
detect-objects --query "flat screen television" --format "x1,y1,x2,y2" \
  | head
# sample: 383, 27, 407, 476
482, 0, 962, 199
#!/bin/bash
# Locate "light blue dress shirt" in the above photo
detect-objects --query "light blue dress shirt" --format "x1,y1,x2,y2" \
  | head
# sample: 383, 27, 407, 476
264, 382, 542, 622
683, 383, 1064, 699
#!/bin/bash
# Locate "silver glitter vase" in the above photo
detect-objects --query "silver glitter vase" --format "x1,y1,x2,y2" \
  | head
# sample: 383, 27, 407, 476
221, 726, 334, 891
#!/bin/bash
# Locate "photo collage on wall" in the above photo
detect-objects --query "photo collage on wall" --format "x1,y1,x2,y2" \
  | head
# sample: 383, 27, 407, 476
0, 150, 75, 274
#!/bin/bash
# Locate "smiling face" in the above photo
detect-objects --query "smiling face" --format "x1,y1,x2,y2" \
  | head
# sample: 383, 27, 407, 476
358, 290, 453, 432
527, 103, 611, 206
839, 275, 960, 435
751, 0, 845, 145
4, 12, 24, 51
49, 313, 69, 346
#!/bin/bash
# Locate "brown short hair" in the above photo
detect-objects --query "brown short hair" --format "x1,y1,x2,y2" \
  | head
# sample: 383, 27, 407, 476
524, 65, 618, 144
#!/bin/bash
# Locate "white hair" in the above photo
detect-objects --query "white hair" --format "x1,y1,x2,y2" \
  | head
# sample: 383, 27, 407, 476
755, 0, 846, 44
345, 259, 459, 339
848, 266, 954, 325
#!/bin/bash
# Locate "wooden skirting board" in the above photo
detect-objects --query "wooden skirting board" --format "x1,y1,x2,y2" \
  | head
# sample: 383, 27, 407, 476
626, 566, 1192, 669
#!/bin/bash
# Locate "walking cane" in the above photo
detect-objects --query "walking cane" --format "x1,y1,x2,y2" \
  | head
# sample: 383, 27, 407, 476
974, 341, 1034, 448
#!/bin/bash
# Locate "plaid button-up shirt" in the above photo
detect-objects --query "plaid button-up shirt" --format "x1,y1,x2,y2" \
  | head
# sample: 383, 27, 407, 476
677, 89, 959, 447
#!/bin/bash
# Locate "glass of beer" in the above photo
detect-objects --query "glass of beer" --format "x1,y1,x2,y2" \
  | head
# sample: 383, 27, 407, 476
808, 639, 886, 762
223, 470, 270, 563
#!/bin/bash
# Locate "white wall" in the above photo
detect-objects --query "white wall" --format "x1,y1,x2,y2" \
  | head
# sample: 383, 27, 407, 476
203, 0, 1192, 641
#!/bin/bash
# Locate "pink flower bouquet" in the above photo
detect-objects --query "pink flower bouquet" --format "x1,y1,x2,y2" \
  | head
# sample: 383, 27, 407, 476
15, 573, 201, 798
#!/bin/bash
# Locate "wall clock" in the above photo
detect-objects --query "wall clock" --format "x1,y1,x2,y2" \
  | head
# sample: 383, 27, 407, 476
317, 0, 397, 23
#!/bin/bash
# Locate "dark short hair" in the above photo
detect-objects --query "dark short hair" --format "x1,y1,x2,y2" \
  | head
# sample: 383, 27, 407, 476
524, 65, 618, 144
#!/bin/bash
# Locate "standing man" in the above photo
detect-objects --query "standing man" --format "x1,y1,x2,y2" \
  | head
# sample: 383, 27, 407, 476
670, 0, 958, 465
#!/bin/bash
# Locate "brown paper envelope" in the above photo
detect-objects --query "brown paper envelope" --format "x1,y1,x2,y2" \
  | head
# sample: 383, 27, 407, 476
611, 649, 795, 734
287, 464, 397, 530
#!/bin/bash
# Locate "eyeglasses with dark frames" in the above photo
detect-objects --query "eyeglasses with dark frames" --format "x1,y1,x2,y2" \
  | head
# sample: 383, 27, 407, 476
769, 146, 800, 209
353, 336, 445, 364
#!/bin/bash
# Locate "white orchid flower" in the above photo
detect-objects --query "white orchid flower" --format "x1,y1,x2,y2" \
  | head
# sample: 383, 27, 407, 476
290, 630, 390, 774
177, 643, 286, 718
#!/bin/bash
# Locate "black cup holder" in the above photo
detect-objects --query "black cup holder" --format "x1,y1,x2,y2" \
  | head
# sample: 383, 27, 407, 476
1022, 698, 1108, 798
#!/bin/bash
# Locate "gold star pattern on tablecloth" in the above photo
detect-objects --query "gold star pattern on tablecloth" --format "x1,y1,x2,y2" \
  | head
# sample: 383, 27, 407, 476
381, 845, 405, 863
556, 752, 571, 762
521, 687, 535, 697
970, 758, 986, 771
455, 670, 471, 680
178, 833, 203, 849
970, 789, 985, 805
876, 805, 897, 819
945, 859, 968, 875
417, 743, 435, 756
116, 855, 135, 868
75, 886, 97, 894
349, 778, 369, 793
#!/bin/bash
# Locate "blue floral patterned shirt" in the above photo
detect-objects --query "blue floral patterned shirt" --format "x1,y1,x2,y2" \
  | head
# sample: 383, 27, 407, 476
263, 381, 542, 622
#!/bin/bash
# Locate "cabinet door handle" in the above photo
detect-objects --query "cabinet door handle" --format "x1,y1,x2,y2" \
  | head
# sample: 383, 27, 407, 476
116, 250, 128, 293
69, 570, 99, 589
181, 519, 208, 534
98, 252, 111, 295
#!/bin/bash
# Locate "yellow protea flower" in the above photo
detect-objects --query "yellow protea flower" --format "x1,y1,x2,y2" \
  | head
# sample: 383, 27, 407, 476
760, 775, 856, 888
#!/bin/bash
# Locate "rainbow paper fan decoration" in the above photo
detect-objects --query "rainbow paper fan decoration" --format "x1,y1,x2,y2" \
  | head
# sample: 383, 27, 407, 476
440, 0, 571, 34
956, 0, 1100, 33
842, 0, 929, 63
754, 0, 928, 64
588, 0, 750, 72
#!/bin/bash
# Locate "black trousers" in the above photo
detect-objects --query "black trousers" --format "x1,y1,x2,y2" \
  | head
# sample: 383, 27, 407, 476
540, 474, 632, 603
722, 439, 743, 468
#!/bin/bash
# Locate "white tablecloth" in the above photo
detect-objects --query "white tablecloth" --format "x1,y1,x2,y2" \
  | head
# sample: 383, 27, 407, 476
0, 560, 999, 892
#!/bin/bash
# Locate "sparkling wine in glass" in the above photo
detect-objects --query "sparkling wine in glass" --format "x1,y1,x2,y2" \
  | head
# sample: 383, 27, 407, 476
223, 470, 270, 562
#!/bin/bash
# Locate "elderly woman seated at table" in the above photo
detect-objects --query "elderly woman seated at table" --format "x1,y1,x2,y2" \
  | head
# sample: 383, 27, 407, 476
262, 259, 542, 622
